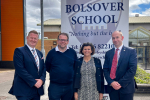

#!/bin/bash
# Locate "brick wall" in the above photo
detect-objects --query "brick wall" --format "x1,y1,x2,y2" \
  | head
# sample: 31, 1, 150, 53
44, 32, 60, 39
35, 39, 57, 56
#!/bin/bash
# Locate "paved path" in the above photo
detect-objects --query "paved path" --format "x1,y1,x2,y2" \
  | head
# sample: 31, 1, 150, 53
0, 70, 49, 100
0, 69, 150, 100
0, 70, 16, 100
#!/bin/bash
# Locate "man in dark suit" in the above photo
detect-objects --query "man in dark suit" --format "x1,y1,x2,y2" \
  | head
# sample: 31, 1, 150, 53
103, 31, 137, 100
9, 30, 46, 100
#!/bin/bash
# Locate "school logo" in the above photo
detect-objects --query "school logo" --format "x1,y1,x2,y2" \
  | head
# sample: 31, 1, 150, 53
66, 0, 124, 51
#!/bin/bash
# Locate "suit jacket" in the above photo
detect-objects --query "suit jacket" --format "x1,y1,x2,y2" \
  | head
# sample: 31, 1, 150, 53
103, 46, 137, 94
74, 57, 104, 93
9, 45, 46, 96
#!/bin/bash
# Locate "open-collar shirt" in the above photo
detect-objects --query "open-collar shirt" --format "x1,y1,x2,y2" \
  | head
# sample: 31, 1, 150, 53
55, 45, 69, 53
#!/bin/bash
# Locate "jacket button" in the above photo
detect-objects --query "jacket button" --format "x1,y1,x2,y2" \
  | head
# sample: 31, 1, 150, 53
99, 75, 100, 76
98, 68, 100, 69
77, 73, 78, 74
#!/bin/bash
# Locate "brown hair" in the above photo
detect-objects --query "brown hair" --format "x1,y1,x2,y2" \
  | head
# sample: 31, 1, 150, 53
28, 30, 39, 36
79, 42, 95, 55
57, 33, 69, 40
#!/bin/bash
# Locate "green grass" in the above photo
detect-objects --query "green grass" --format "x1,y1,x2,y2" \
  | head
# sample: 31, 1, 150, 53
135, 66, 150, 84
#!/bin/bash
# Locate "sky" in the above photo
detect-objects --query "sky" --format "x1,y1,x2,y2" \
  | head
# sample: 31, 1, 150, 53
26, 0, 150, 34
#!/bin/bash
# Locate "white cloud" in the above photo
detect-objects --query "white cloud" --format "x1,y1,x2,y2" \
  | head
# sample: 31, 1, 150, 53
142, 8, 150, 16
26, 0, 60, 33
25, 0, 150, 33
129, 0, 150, 7
129, 0, 150, 16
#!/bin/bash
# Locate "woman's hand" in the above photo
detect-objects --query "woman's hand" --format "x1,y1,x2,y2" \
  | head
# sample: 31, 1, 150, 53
99, 93, 103, 100
74, 92, 78, 100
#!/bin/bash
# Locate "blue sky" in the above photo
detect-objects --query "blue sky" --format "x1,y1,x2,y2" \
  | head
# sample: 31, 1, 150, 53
129, 0, 150, 16
139, 3, 150, 11
132, 3, 150, 14
26, 0, 150, 33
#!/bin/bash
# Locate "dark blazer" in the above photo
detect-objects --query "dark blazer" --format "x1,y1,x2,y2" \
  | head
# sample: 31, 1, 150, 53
9, 45, 46, 96
74, 57, 104, 93
103, 46, 137, 94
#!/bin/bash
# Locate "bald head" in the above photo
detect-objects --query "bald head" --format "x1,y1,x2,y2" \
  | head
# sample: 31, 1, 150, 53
112, 31, 124, 48
112, 31, 123, 37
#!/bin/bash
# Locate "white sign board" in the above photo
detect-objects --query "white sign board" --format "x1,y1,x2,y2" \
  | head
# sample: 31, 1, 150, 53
61, 0, 129, 99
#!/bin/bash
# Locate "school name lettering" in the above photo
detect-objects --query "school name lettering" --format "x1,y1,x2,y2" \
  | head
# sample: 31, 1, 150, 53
66, 2, 124, 25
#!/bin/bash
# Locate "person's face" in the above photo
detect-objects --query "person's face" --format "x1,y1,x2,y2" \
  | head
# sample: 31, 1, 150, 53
112, 31, 124, 48
82, 46, 92, 57
27, 33, 39, 48
57, 35, 69, 49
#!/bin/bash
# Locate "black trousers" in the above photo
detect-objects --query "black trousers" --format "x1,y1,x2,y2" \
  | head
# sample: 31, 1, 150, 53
109, 89, 134, 100
48, 82, 73, 100
16, 94, 40, 100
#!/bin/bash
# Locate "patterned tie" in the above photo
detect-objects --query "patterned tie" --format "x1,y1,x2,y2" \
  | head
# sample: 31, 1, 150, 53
110, 49, 119, 79
32, 49, 39, 69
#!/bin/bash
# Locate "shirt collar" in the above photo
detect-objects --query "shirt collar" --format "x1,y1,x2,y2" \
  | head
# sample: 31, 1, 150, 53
55, 45, 69, 52
26, 44, 35, 51
115, 44, 123, 51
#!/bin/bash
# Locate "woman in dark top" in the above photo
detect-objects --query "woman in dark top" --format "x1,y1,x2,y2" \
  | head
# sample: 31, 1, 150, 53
74, 42, 104, 100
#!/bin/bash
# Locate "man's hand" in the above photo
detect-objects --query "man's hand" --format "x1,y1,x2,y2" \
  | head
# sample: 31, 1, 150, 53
34, 79, 43, 88
99, 93, 103, 100
74, 92, 78, 100
111, 81, 121, 90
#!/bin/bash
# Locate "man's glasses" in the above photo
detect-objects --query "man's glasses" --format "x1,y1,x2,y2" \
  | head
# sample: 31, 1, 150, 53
58, 39, 68, 42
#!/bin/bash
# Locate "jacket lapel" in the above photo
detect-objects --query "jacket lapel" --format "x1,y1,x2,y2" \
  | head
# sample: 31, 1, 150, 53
117, 46, 126, 68
78, 57, 83, 66
24, 45, 38, 69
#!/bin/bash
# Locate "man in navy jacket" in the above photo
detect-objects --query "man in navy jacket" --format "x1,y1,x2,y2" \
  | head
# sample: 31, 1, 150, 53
103, 31, 137, 100
9, 30, 46, 100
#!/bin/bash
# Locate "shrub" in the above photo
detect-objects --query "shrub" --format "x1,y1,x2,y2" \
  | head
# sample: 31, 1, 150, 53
135, 66, 150, 84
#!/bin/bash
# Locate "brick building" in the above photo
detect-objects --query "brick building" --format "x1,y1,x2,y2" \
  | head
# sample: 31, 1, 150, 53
36, 19, 61, 56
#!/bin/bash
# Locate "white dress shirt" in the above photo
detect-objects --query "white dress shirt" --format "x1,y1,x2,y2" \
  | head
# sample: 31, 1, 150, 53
26, 44, 39, 66
55, 45, 69, 53
115, 44, 123, 61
